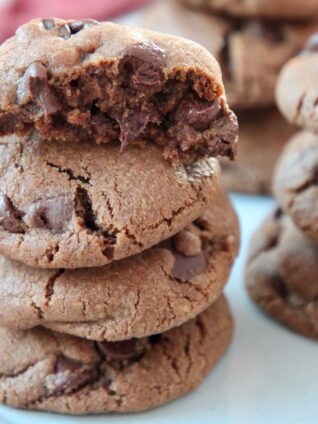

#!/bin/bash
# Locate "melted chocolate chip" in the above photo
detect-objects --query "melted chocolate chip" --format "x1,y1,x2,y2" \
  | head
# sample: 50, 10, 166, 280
119, 108, 161, 147
42, 19, 55, 30
48, 356, 96, 396
121, 43, 167, 91
23, 196, 73, 233
175, 97, 222, 131
302, 32, 318, 54
0, 193, 25, 233
159, 239, 207, 282
19, 62, 61, 115
97, 339, 146, 363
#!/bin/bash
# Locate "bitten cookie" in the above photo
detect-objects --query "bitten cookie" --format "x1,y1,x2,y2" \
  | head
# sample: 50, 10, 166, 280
0, 18, 238, 164
246, 209, 318, 339
0, 297, 233, 414
181, 0, 318, 20
221, 108, 296, 194
142, 0, 316, 109
0, 189, 239, 341
276, 33, 318, 134
0, 134, 220, 269
273, 131, 318, 243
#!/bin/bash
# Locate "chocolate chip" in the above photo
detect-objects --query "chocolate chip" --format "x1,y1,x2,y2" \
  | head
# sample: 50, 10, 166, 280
47, 356, 96, 396
68, 19, 99, 34
274, 208, 283, 220
23, 196, 73, 233
97, 339, 146, 363
175, 97, 222, 131
0, 193, 25, 233
121, 43, 167, 91
58, 24, 71, 40
173, 229, 202, 257
302, 33, 318, 54
18, 62, 61, 116
159, 239, 207, 282
42, 19, 55, 30
244, 21, 285, 43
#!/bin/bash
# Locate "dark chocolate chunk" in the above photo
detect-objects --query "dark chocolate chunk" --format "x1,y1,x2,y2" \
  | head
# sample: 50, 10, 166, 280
159, 239, 207, 282
47, 356, 96, 396
23, 196, 73, 233
97, 339, 146, 363
175, 98, 222, 131
0, 193, 25, 233
42, 19, 55, 30
121, 43, 167, 91
18, 62, 61, 116
302, 33, 318, 54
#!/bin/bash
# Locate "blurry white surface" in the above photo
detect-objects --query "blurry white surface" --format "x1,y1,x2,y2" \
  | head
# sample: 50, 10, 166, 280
1, 193, 318, 424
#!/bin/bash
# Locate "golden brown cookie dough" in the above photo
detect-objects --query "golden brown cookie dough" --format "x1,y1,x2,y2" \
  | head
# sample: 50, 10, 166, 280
276, 33, 318, 135
0, 134, 220, 269
142, 0, 316, 109
0, 297, 233, 414
246, 209, 318, 339
0, 190, 239, 341
221, 108, 296, 194
0, 18, 238, 164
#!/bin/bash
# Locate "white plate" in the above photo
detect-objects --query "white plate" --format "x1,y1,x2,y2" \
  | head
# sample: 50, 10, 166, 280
1, 193, 318, 424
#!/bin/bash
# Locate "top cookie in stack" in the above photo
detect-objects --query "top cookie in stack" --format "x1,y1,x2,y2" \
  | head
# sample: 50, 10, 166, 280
142, 0, 318, 193
0, 18, 238, 269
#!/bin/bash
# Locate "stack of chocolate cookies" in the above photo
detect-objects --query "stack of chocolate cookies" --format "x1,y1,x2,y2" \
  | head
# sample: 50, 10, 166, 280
142, 0, 318, 193
246, 34, 318, 339
0, 18, 239, 414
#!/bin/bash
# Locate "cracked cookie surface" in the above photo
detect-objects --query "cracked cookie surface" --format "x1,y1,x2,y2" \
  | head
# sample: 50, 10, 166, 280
273, 131, 318, 242
181, 0, 318, 19
276, 34, 318, 134
221, 108, 296, 194
0, 18, 238, 164
0, 189, 239, 341
0, 133, 220, 268
142, 0, 316, 109
0, 297, 233, 414
246, 209, 318, 339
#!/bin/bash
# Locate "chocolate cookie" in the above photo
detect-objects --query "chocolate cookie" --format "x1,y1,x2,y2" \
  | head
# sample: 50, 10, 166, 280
182, 0, 318, 20
0, 297, 233, 414
0, 134, 220, 269
0, 189, 239, 340
246, 209, 318, 339
276, 33, 318, 134
221, 108, 296, 194
273, 131, 318, 243
0, 18, 238, 164
142, 0, 316, 109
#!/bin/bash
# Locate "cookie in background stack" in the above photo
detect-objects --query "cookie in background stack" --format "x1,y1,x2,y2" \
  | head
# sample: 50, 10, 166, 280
246, 33, 318, 339
141, 0, 317, 194
0, 18, 239, 413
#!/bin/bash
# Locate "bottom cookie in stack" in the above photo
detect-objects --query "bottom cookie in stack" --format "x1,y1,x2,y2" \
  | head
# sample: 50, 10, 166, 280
221, 109, 295, 194
0, 297, 233, 414
246, 208, 318, 339
0, 189, 239, 413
